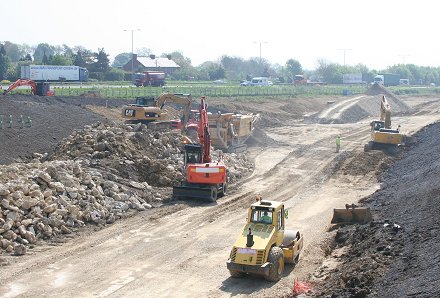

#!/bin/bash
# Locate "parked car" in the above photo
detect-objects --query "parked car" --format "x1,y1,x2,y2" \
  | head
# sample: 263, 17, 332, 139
240, 80, 251, 86
249, 77, 271, 86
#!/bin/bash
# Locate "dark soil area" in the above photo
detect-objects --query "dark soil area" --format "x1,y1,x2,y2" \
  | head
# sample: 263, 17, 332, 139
0, 95, 131, 164
313, 121, 440, 298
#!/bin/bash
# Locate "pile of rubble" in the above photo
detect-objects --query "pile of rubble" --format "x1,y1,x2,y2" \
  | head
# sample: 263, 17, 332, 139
0, 122, 253, 256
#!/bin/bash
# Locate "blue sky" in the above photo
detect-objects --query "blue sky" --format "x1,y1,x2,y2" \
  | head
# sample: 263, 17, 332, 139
2, 0, 438, 70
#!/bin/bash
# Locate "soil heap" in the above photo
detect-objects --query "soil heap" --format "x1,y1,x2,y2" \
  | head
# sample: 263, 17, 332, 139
312, 121, 440, 298
311, 84, 410, 125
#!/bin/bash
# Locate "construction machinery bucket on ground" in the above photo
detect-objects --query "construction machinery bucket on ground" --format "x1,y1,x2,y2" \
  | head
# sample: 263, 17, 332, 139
331, 204, 372, 224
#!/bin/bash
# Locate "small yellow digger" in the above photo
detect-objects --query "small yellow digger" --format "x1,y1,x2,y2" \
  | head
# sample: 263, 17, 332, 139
364, 95, 403, 151
226, 197, 303, 281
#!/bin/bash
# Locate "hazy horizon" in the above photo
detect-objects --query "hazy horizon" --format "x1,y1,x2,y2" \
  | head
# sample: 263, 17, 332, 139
2, 0, 438, 70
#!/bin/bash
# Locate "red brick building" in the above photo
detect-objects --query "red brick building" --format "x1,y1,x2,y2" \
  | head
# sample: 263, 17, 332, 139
123, 54, 180, 75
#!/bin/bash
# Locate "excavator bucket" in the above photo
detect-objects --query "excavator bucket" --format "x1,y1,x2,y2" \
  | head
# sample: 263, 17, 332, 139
331, 206, 372, 224
147, 121, 172, 130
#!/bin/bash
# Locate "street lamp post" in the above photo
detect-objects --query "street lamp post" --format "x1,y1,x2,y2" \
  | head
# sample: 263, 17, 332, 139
254, 41, 268, 64
124, 28, 140, 77
338, 48, 352, 66
398, 54, 410, 64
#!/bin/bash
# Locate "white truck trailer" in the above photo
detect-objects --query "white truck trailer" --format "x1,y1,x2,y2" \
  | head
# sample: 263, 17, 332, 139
20, 65, 88, 82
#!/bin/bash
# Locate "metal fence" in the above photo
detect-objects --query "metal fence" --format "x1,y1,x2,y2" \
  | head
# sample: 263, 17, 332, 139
52, 84, 369, 99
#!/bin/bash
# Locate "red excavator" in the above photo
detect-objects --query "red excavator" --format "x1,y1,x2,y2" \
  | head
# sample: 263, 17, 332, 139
3, 79, 54, 96
173, 96, 228, 202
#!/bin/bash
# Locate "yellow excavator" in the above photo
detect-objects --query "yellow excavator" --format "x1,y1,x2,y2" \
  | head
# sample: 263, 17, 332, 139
122, 93, 193, 130
364, 95, 403, 152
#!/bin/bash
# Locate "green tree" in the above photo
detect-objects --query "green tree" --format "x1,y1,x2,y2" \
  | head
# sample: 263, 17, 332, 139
93, 48, 110, 72
0, 44, 10, 79
199, 62, 225, 80
104, 68, 125, 81
167, 51, 198, 80
42, 51, 49, 64
220, 55, 243, 79
49, 54, 72, 65
285, 59, 303, 79
34, 43, 55, 62
3, 41, 21, 62
112, 53, 131, 67
73, 51, 87, 67
386, 64, 412, 81
316, 59, 344, 84
62, 44, 74, 57
167, 51, 192, 68
18, 44, 34, 59
20, 54, 33, 62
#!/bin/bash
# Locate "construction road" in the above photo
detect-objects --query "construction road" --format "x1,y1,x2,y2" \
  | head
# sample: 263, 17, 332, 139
1, 95, 440, 297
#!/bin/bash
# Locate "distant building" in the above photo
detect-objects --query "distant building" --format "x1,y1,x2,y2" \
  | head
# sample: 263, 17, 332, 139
123, 54, 180, 74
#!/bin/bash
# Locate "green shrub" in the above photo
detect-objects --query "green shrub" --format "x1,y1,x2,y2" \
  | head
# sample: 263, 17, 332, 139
89, 72, 104, 81
124, 72, 134, 81
104, 68, 125, 81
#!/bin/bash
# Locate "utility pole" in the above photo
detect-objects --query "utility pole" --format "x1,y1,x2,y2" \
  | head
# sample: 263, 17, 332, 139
337, 48, 352, 66
124, 28, 140, 77
253, 41, 268, 64
398, 54, 410, 64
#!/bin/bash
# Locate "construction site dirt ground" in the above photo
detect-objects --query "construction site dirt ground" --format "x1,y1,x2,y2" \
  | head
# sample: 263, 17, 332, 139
0, 90, 439, 297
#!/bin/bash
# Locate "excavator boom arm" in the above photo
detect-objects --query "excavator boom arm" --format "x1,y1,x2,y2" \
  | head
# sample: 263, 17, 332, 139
380, 95, 392, 129
154, 93, 193, 129
199, 96, 211, 163
3, 79, 37, 95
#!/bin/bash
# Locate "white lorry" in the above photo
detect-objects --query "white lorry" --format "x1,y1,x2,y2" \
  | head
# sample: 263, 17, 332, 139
21, 65, 88, 82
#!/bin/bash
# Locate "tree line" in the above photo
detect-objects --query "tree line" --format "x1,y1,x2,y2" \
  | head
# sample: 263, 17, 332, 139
1, 41, 440, 85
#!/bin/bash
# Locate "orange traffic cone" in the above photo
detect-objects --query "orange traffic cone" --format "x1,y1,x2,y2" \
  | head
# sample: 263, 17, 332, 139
292, 278, 312, 296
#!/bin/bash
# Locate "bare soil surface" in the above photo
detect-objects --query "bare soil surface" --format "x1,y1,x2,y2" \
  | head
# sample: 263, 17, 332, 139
0, 94, 132, 164
312, 122, 440, 298
0, 89, 440, 298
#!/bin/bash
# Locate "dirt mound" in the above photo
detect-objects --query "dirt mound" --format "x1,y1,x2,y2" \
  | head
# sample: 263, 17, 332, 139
79, 91, 102, 98
312, 121, 440, 297
365, 83, 410, 113
0, 95, 108, 164
334, 150, 394, 177
209, 97, 329, 128
309, 92, 410, 125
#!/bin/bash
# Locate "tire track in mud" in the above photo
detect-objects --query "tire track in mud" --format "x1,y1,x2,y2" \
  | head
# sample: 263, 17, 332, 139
318, 95, 366, 119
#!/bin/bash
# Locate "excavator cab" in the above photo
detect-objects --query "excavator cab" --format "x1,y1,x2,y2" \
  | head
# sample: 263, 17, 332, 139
135, 96, 155, 106
371, 120, 385, 131
184, 144, 202, 165
36, 82, 53, 96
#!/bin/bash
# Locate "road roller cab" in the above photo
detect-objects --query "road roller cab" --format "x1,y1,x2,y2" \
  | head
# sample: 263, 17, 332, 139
226, 197, 303, 281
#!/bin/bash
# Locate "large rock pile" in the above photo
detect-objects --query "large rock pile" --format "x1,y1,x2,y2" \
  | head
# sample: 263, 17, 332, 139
47, 122, 184, 187
0, 122, 253, 256
0, 160, 159, 256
